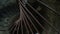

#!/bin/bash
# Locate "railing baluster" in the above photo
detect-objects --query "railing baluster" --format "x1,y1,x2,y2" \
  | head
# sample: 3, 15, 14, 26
22, 11, 29, 34
26, 3, 60, 33
23, 13, 34, 34
22, 6, 40, 33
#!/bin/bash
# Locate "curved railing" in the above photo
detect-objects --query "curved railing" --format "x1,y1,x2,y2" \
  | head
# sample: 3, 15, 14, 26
9, 0, 60, 34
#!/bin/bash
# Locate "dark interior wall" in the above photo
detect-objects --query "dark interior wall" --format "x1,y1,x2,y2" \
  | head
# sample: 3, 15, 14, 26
0, 0, 16, 9
0, 0, 19, 34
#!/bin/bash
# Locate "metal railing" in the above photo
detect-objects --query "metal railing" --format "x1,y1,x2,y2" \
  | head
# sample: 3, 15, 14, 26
10, 0, 60, 34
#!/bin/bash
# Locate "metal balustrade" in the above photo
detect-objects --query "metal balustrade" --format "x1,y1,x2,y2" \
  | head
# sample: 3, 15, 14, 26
9, 0, 60, 34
